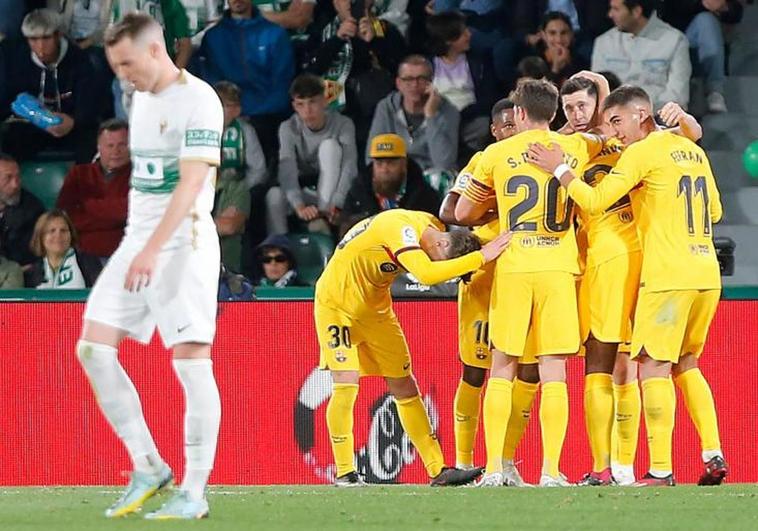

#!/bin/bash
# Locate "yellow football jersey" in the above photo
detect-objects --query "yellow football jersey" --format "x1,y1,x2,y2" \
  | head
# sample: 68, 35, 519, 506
567, 130, 722, 291
463, 129, 598, 274
451, 151, 500, 244
315, 209, 485, 318
578, 137, 641, 268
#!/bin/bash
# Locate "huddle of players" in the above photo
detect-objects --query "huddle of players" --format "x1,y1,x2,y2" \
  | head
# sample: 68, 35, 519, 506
447, 74, 727, 487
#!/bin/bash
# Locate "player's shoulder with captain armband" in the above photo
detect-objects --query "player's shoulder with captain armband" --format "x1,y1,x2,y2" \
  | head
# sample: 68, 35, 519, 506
452, 151, 483, 194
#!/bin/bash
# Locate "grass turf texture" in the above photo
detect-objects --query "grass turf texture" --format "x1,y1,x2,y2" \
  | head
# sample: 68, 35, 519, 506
1, 485, 757, 530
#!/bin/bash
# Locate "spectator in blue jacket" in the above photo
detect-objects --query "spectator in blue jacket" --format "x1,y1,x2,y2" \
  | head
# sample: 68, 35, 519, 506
197, 0, 296, 162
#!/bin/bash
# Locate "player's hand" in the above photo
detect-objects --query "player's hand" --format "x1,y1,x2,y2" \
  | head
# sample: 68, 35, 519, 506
480, 231, 513, 263
423, 85, 442, 118
657, 102, 687, 128
47, 113, 74, 138
337, 17, 358, 39
124, 247, 158, 292
527, 142, 565, 174
296, 205, 320, 221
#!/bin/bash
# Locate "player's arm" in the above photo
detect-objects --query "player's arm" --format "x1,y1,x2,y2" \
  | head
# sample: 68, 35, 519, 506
124, 160, 213, 291
396, 231, 512, 285
453, 153, 496, 224
657, 102, 703, 142
440, 191, 497, 226
706, 164, 723, 224
527, 142, 640, 215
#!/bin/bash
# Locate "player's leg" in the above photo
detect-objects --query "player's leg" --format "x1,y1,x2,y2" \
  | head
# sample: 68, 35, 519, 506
579, 336, 617, 486
328, 369, 362, 486
611, 350, 641, 486
537, 354, 571, 487
385, 374, 482, 486
454, 263, 493, 468
635, 352, 676, 486
480, 271, 530, 484
671, 289, 726, 485
314, 305, 361, 485
532, 271, 580, 487
501, 362, 539, 487
78, 250, 172, 517
481, 350, 519, 485
454, 364, 486, 468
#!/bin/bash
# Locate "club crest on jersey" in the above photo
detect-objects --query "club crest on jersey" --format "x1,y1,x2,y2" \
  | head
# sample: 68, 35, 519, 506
380, 262, 398, 273
402, 226, 418, 245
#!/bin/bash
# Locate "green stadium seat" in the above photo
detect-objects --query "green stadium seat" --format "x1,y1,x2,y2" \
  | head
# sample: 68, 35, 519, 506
20, 160, 73, 210
286, 232, 335, 286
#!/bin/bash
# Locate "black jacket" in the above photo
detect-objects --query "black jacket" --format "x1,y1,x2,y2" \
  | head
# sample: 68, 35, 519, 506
660, 0, 743, 32
429, 51, 499, 121
511, 0, 612, 40
340, 159, 441, 234
0, 37, 98, 127
25, 248, 102, 288
0, 189, 45, 267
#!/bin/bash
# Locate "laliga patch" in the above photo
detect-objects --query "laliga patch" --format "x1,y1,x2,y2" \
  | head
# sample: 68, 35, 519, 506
455, 172, 471, 190
401, 226, 418, 245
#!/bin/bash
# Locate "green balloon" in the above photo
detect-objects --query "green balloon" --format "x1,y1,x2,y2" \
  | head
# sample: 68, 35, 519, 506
743, 140, 758, 178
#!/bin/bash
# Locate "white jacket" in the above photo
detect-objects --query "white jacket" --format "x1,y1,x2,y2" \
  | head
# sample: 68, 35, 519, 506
591, 13, 691, 110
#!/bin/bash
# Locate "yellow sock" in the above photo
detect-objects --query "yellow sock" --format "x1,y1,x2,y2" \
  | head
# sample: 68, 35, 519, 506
483, 378, 513, 473
326, 383, 359, 477
641, 377, 675, 474
453, 380, 483, 467
675, 369, 722, 454
540, 381, 568, 478
502, 379, 539, 461
395, 395, 445, 478
612, 380, 641, 467
584, 373, 614, 472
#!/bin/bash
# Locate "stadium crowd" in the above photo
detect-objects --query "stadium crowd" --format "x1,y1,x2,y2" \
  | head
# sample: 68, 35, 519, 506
0, 0, 747, 288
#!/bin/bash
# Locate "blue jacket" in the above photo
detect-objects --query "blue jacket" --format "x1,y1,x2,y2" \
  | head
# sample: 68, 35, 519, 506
197, 10, 294, 117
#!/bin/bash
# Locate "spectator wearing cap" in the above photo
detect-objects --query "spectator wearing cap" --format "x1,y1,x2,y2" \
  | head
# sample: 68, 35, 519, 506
0, 8, 100, 162
56, 118, 131, 261
660, 0, 743, 113
255, 234, 304, 287
0, 153, 46, 268
367, 55, 460, 174
341, 133, 440, 237
591, 0, 691, 110
268, 74, 359, 235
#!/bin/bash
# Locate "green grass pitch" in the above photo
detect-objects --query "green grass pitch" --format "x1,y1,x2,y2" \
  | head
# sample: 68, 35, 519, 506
1, 485, 757, 530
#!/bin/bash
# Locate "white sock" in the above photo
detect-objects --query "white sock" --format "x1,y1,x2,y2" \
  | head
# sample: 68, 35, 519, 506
611, 463, 635, 484
702, 449, 724, 463
76, 340, 164, 475
173, 358, 221, 502
649, 469, 672, 478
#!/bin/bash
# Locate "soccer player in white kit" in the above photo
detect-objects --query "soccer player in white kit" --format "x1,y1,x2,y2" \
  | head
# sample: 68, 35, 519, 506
76, 13, 223, 520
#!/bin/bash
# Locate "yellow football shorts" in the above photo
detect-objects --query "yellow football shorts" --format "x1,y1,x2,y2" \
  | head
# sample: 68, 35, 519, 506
631, 288, 720, 363
458, 262, 495, 369
489, 270, 580, 359
315, 303, 412, 378
578, 251, 642, 347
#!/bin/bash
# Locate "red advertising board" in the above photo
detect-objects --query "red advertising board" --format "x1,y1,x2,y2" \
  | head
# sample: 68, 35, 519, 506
1, 300, 756, 485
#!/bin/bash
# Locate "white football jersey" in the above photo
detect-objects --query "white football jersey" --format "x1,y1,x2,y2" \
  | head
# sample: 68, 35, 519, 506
125, 69, 223, 247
